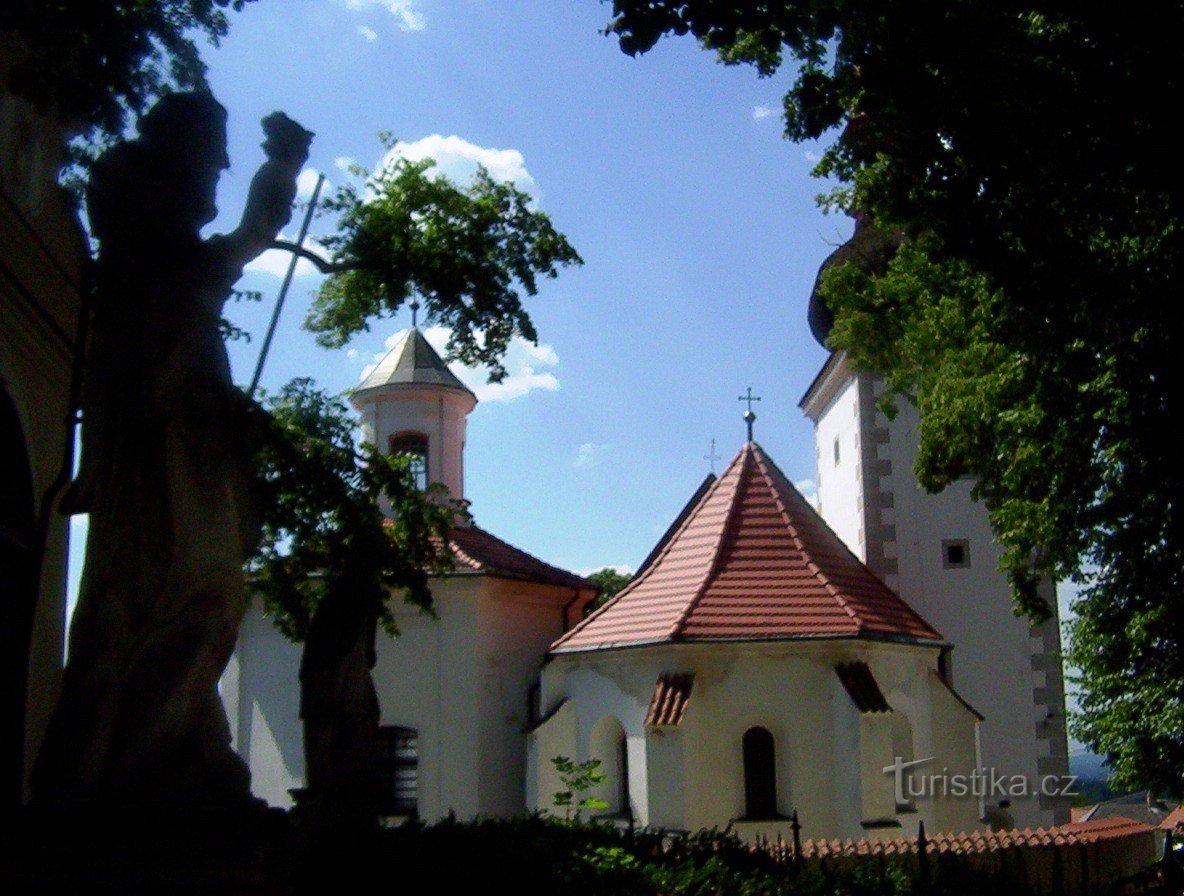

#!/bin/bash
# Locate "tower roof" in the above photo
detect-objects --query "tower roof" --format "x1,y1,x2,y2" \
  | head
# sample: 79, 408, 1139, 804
356, 328, 476, 399
552, 441, 944, 653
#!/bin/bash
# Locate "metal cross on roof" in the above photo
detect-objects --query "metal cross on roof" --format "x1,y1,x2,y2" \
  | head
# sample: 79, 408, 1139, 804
739, 387, 761, 442
704, 437, 721, 474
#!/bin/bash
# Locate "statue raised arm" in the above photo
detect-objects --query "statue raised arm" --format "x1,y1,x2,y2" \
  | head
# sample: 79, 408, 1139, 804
34, 93, 314, 818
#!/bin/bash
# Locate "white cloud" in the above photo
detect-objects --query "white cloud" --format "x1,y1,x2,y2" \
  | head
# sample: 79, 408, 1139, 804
243, 232, 329, 279
357, 24, 378, 42
804, 150, 823, 164
361, 325, 560, 403
752, 105, 776, 120
378, 134, 535, 190
794, 478, 819, 508
295, 167, 328, 201
574, 442, 607, 469
339, 0, 425, 32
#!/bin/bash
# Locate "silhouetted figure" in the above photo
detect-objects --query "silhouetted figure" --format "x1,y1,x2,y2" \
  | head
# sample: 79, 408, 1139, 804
34, 93, 313, 818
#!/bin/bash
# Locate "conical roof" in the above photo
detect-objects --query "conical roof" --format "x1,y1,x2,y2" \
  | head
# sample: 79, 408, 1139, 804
553, 441, 943, 653
356, 328, 475, 398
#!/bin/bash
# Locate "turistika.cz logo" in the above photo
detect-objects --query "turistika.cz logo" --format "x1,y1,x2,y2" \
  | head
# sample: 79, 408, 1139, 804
883, 756, 1079, 804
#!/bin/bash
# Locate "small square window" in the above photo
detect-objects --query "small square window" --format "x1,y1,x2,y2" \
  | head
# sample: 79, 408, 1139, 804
942, 539, 970, 569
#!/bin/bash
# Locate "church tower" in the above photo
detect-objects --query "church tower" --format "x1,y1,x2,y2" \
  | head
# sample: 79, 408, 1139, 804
351, 327, 477, 501
799, 220, 1071, 829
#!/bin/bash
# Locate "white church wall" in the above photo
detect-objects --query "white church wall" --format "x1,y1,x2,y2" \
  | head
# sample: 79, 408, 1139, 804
804, 357, 1068, 829
811, 369, 864, 553
474, 580, 574, 818
223, 603, 305, 809
876, 394, 1065, 828
928, 672, 985, 834
526, 698, 576, 815
376, 576, 482, 821
536, 655, 654, 825
538, 641, 982, 842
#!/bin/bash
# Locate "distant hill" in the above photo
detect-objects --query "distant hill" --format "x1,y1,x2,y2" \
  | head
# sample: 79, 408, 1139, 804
1070, 751, 1115, 806
1071, 751, 1112, 782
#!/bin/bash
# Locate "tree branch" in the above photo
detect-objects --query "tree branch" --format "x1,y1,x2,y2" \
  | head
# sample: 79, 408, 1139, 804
269, 241, 359, 274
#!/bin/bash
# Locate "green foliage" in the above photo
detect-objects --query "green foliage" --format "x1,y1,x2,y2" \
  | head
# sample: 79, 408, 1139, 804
306, 150, 583, 381
586, 567, 633, 613
607, 1, 1184, 794
0, 1, 257, 142
551, 755, 610, 821
348, 816, 921, 896
250, 378, 462, 641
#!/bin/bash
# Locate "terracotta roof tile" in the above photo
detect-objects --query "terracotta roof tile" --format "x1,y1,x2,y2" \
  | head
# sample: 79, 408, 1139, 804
553, 442, 942, 652
446, 525, 594, 591
645, 673, 694, 727
836, 662, 892, 713
797, 816, 1156, 859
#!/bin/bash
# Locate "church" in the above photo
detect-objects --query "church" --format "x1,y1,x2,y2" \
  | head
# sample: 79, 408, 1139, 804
224, 286, 1068, 839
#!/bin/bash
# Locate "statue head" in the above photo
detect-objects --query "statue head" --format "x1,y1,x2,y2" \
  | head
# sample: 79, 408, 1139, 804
260, 112, 314, 167
138, 91, 230, 229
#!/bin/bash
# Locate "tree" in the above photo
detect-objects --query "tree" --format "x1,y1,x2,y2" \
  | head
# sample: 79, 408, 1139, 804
247, 151, 582, 825
252, 379, 458, 829
306, 148, 582, 378
586, 568, 632, 613
606, 2, 1184, 793
0, 1, 258, 142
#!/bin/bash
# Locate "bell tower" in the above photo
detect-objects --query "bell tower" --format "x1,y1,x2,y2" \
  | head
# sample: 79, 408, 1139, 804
350, 327, 477, 502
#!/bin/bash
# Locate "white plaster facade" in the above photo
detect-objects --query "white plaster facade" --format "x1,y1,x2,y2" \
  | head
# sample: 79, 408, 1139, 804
801, 352, 1070, 828
223, 328, 595, 818
527, 640, 982, 841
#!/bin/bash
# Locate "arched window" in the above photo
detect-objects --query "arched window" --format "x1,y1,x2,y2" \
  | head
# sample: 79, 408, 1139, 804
590, 716, 630, 818
743, 726, 779, 820
375, 725, 418, 817
389, 432, 428, 491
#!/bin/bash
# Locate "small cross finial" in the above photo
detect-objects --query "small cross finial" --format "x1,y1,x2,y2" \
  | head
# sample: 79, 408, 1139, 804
739, 387, 761, 441
704, 437, 721, 474
410, 299, 421, 329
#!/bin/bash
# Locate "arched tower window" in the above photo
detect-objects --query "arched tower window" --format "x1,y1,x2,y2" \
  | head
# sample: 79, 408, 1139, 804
742, 726, 779, 820
389, 432, 428, 491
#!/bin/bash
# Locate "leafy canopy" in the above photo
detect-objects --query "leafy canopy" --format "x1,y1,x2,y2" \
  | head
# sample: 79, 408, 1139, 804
608, 2, 1184, 793
0, 1, 257, 141
307, 151, 583, 381
586, 568, 632, 613
251, 378, 460, 642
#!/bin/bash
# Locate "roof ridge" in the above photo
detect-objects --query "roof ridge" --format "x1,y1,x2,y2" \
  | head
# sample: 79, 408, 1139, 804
753, 442, 942, 641
553, 465, 734, 649
669, 445, 751, 641
750, 443, 863, 629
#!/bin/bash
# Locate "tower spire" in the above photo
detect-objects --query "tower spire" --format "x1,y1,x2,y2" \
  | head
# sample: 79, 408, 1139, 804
738, 387, 761, 442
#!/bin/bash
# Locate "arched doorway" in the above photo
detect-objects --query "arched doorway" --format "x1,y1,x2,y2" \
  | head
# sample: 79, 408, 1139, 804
0, 384, 37, 810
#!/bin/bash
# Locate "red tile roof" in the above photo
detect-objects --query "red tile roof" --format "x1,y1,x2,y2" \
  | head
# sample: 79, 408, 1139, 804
645, 673, 694, 727
835, 662, 892, 713
797, 816, 1156, 859
446, 525, 595, 591
1160, 805, 1184, 831
553, 442, 943, 652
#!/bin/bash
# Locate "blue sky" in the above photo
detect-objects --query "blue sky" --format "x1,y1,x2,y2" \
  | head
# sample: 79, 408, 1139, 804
202, 0, 838, 575
62, 0, 1091, 755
